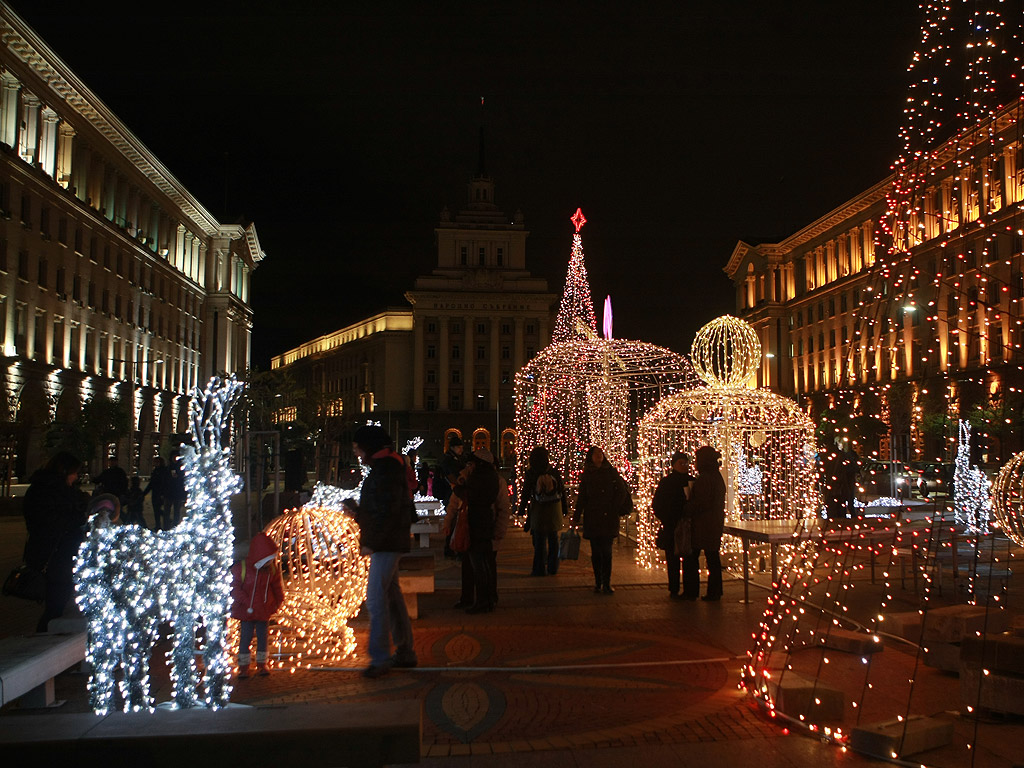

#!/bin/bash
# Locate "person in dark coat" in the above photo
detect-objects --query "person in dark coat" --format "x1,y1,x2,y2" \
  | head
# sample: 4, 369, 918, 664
652, 451, 695, 599
93, 456, 129, 503
22, 451, 87, 632
518, 445, 567, 576
350, 425, 416, 678
230, 531, 285, 678
436, 436, 467, 558
168, 455, 187, 527
462, 449, 500, 613
143, 456, 173, 529
681, 445, 727, 601
572, 446, 631, 594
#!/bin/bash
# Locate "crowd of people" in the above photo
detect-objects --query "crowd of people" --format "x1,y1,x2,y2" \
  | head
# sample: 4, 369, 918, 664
15, 431, 727, 681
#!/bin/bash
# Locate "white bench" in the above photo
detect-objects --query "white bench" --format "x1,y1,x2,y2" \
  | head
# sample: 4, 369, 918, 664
398, 553, 435, 619
0, 632, 87, 708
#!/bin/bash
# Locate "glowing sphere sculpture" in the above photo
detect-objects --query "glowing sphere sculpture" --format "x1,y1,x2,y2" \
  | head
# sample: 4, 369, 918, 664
992, 451, 1024, 546
262, 505, 369, 667
690, 314, 761, 389
515, 338, 699, 489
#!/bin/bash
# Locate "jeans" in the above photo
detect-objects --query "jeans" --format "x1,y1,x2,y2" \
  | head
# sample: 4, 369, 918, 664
366, 551, 414, 667
238, 619, 268, 664
531, 531, 559, 575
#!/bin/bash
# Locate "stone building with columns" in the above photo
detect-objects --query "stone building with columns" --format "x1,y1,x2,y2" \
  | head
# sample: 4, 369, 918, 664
725, 100, 1024, 462
272, 169, 556, 472
0, 3, 264, 479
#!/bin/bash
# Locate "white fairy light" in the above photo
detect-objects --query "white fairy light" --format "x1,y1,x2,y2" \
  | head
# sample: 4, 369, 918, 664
954, 420, 992, 534
75, 376, 243, 713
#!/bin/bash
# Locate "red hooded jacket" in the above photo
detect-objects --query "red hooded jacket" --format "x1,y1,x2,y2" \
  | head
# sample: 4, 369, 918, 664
230, 531, 285, 622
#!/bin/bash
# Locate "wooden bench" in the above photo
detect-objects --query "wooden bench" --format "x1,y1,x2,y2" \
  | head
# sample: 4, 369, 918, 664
0, 632, 87, 708
0, 700, 421, 768
398, 553, 435, 620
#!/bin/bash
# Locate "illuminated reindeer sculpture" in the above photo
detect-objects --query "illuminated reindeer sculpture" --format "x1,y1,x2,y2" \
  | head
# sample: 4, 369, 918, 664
75, 376, 243, 713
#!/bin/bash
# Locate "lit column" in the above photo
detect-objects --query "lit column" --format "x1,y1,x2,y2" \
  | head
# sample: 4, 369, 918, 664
439, 317, 449, 410
0, 72, 20, 148
489, 319, 499, 407
463, 316, 474, 407
412, 316, 424, 410
56, 121, 75, 189
18, 91, 40, 164
38, 106, 59, 178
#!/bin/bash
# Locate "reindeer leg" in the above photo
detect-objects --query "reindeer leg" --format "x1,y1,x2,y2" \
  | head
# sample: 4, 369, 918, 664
170, 619, 199, 709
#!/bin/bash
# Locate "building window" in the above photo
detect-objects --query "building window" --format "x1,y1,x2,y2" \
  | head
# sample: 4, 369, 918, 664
526, 345, 535, 358
829, 329, 836, 348
501, 345, 511, 359
87, 282, 96, 308
476, 395, 487, 410
478, 247, 485, 265
526, 323, 535, 335
451, 393, 461, 410
89, 236, 99, 262
40, 206, 50, 238
426, 395, 436, 411
56, 267, 65, 296
477, 322, 485, 334
73, 274, 81, 303
496, 247, 503, 265
37, 259, 47, 288
0, 239, 6, 272
476, 345, 485, 360
58, 218, 68, 245
452, 345, 460, 359
451, 322, 461, 334
426, 369, 436, 384
426, 321, 436, 333
460, 246, 467, 266
501, 323, 511, 335
17, 250, 28, 280
20, 192, 30, 227
74, 228, 83, 254
452, 369, 461, 384
426, 344, 436, 359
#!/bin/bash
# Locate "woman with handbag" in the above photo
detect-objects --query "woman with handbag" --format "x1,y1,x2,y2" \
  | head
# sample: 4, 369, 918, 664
518, 446, 567, 576
572, 446, 631, 594
683, 446, 727, 602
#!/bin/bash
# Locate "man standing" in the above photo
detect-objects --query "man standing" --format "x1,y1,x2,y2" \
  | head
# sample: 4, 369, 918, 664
143, 456, 173, 530
351, 425, 416, 679
652, 452, 694, 600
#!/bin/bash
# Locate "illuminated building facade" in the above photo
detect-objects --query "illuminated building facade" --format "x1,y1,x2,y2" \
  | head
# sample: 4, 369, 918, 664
0, 3, 264, 478
272, 167, 556, 470
726, 102, 1024, 462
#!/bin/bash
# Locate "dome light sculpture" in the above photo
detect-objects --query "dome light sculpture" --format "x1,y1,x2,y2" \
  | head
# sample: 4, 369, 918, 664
635, 315, 820, 566
992, 451, 1024, 547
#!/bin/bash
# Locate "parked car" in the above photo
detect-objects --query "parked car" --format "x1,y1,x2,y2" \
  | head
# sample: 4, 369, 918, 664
908, 462, 954, 498
856, 459, 915, 500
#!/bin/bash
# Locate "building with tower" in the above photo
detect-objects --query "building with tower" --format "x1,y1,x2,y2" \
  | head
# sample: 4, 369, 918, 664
0, 3, 264, 480
272, 158, 557, 474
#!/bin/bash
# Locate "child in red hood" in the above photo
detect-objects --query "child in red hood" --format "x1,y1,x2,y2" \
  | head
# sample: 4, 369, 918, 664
230, 531, 284, 678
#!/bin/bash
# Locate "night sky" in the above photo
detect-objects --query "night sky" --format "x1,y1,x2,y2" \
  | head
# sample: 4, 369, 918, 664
15, 1, 921, 368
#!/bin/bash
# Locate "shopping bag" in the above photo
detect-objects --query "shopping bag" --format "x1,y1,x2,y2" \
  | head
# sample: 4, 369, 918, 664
558, 529, 581, 560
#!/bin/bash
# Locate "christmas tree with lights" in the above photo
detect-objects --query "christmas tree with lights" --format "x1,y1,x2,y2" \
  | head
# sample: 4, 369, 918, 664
552, 207, 598, 342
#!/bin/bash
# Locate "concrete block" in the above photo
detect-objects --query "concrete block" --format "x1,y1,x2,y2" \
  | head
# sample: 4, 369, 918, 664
960, 667, 1024, 716
960, 635, 1024, 675
880, 611, 922, 642
768, 671, 844, 721
817, 628, 883, 655
0, 633, 87, 707
922, 604, 1010, 643
923, 643, 961, 673
850, 715, 954, 759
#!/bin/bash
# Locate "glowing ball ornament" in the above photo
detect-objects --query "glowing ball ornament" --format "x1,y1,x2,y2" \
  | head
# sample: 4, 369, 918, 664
992, 451, 1024, 547
75, 376, 243, 713
690, 314, 760, 389
261, 505, 369, 667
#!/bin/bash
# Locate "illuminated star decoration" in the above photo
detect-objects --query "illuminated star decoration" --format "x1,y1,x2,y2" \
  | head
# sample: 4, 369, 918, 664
75, 376, 243, 713
552, 208, 598, 343
571, 206, 586, 233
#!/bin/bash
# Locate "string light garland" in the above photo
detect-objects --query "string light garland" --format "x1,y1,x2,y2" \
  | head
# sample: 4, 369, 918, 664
552, 207, 598, 343
992, 449, 1024, 545
75, 376, 243, 713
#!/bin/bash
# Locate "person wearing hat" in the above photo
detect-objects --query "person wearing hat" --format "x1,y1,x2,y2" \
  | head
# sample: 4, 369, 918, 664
652, 452, 695, 600
350, 425, 417, 678
682, 446, 727, 601
462, 448, 500, 613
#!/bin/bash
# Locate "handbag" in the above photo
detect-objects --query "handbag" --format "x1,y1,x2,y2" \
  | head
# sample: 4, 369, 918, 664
674, 517, 692, 554
450, 508, 470, 553
3, 564, 46, 602
558, 529, 581, 560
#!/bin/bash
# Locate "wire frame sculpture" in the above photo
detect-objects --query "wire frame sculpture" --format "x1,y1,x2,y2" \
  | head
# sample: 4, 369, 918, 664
992, 450, 1024, 546
690, 314, 761, 389
636, 387, 820, 566
260, 505, 369, 668
514, 338, 700, 490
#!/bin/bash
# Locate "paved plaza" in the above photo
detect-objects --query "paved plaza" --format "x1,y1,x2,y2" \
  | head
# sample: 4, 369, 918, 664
1, 496, 1022, 768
